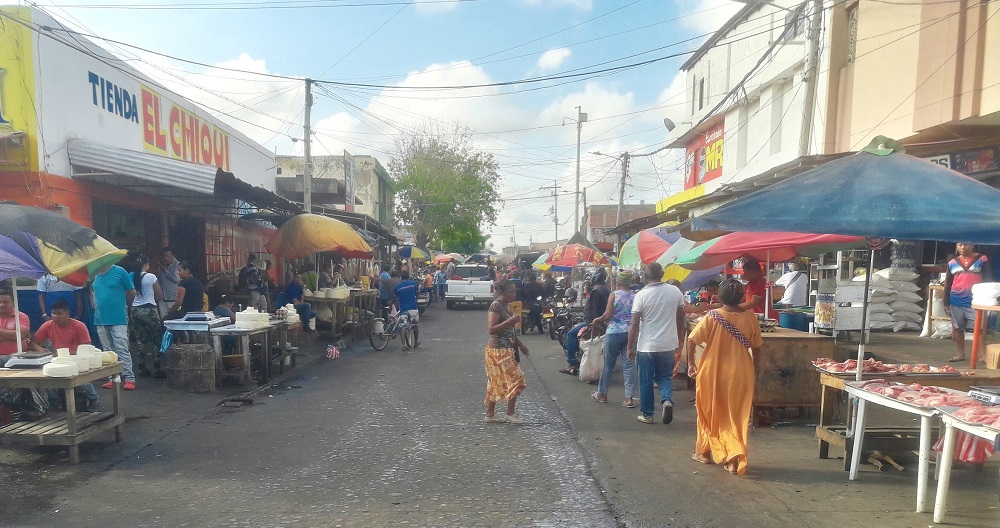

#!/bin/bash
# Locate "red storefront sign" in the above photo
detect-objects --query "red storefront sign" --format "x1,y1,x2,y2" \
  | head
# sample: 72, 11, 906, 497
685, 123, 725, 189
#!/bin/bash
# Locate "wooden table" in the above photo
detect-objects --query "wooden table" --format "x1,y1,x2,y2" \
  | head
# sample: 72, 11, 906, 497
210, 324, 272, 387
969, 304, 1000, 368
348, 289, 377, 338
816, 371, 1000, 468
303, 295, 348, 336
752, 327, 834, 423
0, 363, 124, 464
933, 413, 1000, 523
268, 318, 299, 373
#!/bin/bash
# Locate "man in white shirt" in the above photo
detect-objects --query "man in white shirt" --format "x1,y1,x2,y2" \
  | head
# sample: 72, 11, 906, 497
628, 262, 686, 425
774, 262, 808, 307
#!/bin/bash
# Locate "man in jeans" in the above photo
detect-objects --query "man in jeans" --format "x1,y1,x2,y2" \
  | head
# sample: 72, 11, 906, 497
628, 262, 685, 425
93, 263, 136, 390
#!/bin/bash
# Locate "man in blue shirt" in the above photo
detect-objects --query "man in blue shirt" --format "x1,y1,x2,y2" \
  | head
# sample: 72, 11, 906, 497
284, 272, 314, 333
92, 263, 136, 390
393, 271, 420, 350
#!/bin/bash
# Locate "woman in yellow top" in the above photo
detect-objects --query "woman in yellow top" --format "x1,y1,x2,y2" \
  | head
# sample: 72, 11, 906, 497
686, 279, 762, 475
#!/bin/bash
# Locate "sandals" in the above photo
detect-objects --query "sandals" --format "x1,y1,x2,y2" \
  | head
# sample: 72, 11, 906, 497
948, 356, 966, 363
691, 453, 711, 464
621, 398, 635, 408
559, 367, 579, 376
592, 391, 607, 403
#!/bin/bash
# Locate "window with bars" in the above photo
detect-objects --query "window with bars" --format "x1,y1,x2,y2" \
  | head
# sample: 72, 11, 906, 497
847, 5, 859, 63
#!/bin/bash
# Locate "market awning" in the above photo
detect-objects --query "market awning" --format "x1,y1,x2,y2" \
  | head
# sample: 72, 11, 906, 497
67, 139, 295, 214
607, 153, 849, 235
214, 170, 303, 216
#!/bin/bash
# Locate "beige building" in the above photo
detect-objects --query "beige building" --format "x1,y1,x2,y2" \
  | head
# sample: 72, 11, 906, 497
830, 0, 1000, 158
586, 204, 655, 252
635, 0, 1000, 231
275, 154, 394, 227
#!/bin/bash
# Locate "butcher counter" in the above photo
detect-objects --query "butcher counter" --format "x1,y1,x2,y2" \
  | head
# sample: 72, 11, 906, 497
687, 321, 834, 426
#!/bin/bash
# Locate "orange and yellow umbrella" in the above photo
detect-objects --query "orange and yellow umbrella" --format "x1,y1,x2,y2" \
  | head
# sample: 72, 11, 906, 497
265, 214, 373, 260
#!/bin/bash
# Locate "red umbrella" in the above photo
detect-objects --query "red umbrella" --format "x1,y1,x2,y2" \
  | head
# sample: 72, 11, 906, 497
675, 232, 867, 270
548, 243, 608, 266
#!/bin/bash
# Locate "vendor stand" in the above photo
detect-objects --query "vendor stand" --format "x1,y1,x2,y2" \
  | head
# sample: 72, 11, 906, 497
968, 303, 1000, 368
933, 412, 1000, 523
304, 294, 348, 337
0, 362, 124, 464
842, 380, 950, 513
815, 370, 1000, 467
210, 323, 273, 387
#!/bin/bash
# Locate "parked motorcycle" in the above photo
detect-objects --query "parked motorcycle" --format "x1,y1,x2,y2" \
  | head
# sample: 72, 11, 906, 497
520, 295, 544, 335
416, 290, 430, 315
553, 303, 585, 348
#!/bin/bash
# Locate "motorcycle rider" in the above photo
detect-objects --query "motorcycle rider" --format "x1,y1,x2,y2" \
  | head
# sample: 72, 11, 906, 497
559, 267, 611, 376
522, 272, 545, 335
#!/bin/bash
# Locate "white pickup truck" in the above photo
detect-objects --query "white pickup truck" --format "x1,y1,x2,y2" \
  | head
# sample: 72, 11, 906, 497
445, 264, 494, 309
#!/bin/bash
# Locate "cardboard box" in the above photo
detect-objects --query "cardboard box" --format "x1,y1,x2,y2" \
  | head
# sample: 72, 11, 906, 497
986, 344, 1000, 369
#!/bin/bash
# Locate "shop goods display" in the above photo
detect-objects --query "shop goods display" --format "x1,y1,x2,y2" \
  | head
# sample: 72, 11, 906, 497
855, 267, 923, 332
948, 405, 1000, 429
813, 357, 898, 374
235, 308, 270, 329
855, 380, 981, 408
888, 363, 958, 374
971, 282, 1000, 306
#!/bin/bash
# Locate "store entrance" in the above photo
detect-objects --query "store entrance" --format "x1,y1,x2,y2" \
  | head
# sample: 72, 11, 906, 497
167, 213, 205, 281
92, 199, 162, 259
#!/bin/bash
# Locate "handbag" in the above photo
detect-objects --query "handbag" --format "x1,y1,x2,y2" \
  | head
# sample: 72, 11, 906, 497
578, 332, 606, 383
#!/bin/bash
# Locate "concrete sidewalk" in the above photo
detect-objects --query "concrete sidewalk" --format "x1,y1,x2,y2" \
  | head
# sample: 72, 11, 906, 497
1, 335, 334, 517
520, 328, 999, 527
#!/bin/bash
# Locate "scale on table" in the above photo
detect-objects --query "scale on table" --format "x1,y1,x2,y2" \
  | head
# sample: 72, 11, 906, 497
4, 352, 53, 369
968, 386, 1000, 405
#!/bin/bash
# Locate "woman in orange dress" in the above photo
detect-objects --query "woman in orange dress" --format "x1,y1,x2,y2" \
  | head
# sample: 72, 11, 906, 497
686, 279, 763, 475
484, 278, 529, 424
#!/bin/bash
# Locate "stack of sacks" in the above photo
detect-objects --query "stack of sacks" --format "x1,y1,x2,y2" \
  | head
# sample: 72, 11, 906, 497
880, 267, 923, 332
971, 282, 1000, 306
853, 267, 923, 331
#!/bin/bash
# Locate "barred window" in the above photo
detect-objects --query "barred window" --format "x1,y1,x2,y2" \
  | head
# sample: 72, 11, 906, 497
847, 5, 859, 63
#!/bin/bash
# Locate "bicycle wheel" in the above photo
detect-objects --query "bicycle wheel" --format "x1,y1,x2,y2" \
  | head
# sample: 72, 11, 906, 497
370, 319, 389, 351
402, 326, 414, 349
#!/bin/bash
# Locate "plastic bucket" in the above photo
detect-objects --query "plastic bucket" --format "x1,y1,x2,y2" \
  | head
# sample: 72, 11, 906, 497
778, 310, 808, 331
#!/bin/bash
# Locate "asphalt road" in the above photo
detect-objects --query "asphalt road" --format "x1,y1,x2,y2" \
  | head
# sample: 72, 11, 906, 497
5, 302, 617, 527
4, 300, 998, 527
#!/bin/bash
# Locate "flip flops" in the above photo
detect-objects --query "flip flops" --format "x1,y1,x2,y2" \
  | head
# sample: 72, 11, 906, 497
948, 356, 966, 363
621, 398, 635, 408
559, 367, 578, 376
592, 391, 607, 403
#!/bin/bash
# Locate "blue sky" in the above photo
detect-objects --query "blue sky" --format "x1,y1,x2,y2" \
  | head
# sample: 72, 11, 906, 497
29, 0, 742, 246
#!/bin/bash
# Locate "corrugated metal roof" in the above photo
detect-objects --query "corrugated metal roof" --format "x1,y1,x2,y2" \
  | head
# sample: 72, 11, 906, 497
68, 139, 217, 195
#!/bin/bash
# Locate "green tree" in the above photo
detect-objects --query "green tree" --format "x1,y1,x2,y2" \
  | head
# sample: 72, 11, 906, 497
388, 123, 501, 250
438, 220, 489, 255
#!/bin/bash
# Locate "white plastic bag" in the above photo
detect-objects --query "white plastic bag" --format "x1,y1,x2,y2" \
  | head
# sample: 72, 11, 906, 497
875, 267, 919, 281
930, 320, 953, 339
578, 335, 605, 383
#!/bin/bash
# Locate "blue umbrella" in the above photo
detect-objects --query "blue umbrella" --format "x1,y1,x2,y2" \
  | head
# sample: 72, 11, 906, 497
686, 137, 1000, 244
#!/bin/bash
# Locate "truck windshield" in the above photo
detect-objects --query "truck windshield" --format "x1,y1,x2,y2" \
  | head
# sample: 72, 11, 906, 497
453, 267, 490, 280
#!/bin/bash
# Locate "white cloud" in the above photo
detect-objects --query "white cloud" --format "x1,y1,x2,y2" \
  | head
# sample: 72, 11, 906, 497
675, 0, 745, 35
523, 0, 593, 9
414, 0, 461, 13
536, 47, 571, 71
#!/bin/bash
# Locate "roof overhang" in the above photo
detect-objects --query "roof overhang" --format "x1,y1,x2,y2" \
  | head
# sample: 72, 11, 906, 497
608, 153, 849, 235
68, 139, 299, 216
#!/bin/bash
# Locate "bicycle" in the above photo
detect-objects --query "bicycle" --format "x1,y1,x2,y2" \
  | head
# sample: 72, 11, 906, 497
369, 308, 416, 351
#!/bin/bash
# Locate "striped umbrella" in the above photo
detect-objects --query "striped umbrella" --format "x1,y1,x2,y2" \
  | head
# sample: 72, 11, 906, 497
398, 246, 431, 260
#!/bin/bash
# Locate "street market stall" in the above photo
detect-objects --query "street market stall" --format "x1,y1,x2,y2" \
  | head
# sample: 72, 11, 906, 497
679, 137, 1000, 509
265, 214, 374, 336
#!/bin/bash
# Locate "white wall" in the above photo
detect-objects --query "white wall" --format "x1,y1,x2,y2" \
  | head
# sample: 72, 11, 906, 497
676, 0, 830, 190
27, 8, 274, 189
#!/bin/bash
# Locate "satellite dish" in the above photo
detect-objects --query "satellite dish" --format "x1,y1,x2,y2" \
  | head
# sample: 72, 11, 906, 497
663, 118, 676, 132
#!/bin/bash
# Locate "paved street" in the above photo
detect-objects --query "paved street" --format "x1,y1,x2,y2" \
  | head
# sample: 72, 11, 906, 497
3, 300, 999, 527
3, 302, 615, 527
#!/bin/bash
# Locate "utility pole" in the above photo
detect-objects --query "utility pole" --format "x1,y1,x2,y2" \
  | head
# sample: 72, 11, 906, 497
799, 0, 823, 157
581, 186, 588, 240
302, 78, 314, 213
503, 223, 517, 252
539, 182, 560, 246
573, 106, 586, 235
615, 152, 630, 253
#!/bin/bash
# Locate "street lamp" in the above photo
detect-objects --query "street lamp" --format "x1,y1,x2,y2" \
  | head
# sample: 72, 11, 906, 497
563, 106, 587, 235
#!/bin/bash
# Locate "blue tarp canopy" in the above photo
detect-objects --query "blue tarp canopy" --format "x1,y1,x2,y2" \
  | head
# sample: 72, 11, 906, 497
685, 139, 1000, 244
